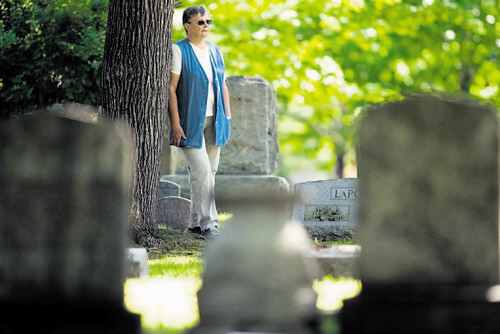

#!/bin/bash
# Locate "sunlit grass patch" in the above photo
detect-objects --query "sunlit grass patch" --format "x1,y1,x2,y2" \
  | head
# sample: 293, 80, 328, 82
218, 212, 233, 228
148, 254, 203, 278
313, 275, 362, 312
315, 238, 358, 247
124, 276, 201, 332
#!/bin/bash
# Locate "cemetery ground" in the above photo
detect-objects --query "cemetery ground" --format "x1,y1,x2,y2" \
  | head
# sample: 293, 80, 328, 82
125, 213, 361, 334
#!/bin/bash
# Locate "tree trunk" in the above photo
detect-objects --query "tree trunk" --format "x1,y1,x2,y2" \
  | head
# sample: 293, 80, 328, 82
336, 153, 344, 179
99, 0, 174, 248
460, 63, 472, 93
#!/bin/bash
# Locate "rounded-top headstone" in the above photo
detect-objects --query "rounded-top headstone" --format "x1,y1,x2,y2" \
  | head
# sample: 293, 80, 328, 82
156, 196, 191, 230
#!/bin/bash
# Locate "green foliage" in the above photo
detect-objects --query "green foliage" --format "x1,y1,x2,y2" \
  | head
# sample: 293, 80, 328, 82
0, 0, 108, 117
176, 0, 499, 177
2, 0, 498, 176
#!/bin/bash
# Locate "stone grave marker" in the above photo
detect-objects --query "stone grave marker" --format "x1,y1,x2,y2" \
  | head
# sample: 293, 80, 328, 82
127, 247, 149, 278
220, 75, 279, 175
340, 95, 500, 333
0, 113, 141, 333
156, 196, 191, 230
292, 178, 359, 241
157, 179, 180, 198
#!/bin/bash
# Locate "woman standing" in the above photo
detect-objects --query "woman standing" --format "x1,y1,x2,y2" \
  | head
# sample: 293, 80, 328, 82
168, 5, 231, 240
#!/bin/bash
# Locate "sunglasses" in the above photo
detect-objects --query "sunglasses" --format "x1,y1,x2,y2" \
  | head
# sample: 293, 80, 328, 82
190, 19, 212, 26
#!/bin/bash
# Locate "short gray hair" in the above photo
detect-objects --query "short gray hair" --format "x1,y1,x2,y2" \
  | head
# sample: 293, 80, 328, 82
182, 5, 209, 25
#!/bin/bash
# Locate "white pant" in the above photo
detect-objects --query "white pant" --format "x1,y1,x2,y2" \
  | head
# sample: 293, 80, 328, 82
179, 116, 220, 230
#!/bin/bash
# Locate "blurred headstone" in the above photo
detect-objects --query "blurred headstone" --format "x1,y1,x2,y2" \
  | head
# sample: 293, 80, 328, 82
292, 178, 358, 241
126, 247, 149, 278
341, 95, 500, 333
308, 245, 361, 279
192, 192, 318, 334
0, 113, 141, 333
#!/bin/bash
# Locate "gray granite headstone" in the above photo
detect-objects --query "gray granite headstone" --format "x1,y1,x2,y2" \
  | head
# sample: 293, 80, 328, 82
156, 196, 191, 230
157, 179, 180, 198
0, 113, 140, 333
341, 95, 500, 334
221, 76, 279, 174
292, 178, 358, 241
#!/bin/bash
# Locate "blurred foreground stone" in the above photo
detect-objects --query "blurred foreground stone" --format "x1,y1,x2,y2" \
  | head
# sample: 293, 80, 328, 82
0, 113, 141, 333
341, 95, 500, 333
192, 192, 318, 334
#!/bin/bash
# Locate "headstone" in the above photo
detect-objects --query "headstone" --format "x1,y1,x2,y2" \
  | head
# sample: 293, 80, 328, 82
292, 178, 358, 241
340, 95, 500, 333
126, 247, 149, 278
192, 192, 318, 334
156, 196, 191, 230
220, 76, 279, 175
157, 179, 180, 198
0, 113, 141, 333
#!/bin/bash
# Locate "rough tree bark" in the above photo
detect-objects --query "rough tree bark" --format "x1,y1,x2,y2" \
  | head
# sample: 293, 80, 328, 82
336, 153, 344, 179
99, 0, 175, 248
460, 63, 472, 93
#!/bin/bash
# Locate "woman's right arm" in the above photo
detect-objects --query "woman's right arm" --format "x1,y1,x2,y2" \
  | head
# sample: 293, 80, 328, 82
168, 45, 186, 147
168, 73, 186, 147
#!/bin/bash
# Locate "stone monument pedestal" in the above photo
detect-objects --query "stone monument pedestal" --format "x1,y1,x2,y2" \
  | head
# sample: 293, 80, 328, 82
161, 174, 289, 211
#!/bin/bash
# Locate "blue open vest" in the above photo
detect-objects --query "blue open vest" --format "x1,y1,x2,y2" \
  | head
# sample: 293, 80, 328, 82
171, 38, 231, 148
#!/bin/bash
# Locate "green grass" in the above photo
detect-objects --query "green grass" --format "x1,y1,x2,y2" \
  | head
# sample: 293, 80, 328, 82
125, 224, 204, 333
148, 255, 203, 278
315, 238, 358, 247
125, 214, 232, 333
124, 213, 361, 334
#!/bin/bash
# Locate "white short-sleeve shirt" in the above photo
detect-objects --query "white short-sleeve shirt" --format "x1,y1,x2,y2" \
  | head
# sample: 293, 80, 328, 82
172, 43, 215, 117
